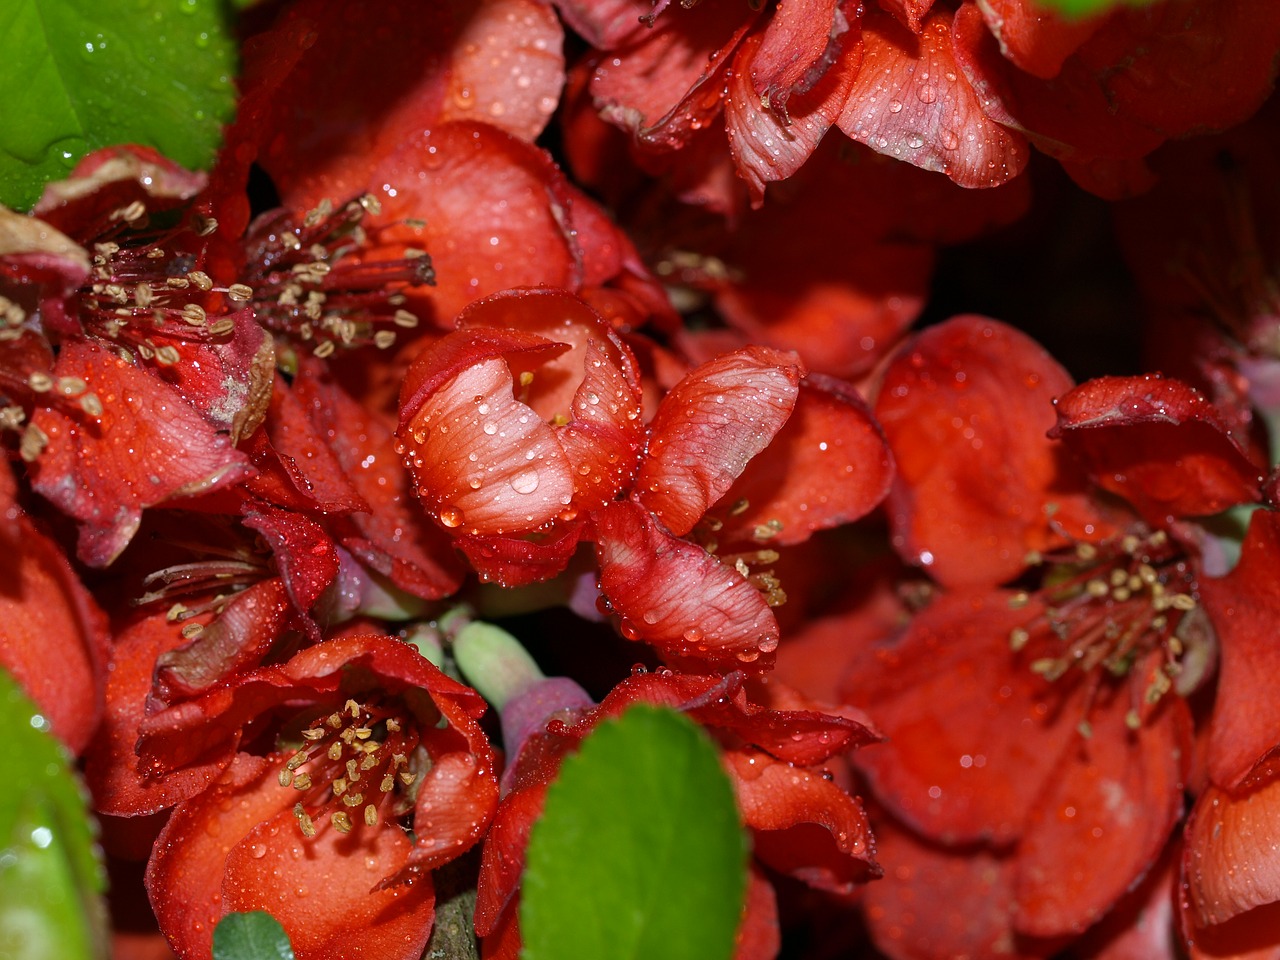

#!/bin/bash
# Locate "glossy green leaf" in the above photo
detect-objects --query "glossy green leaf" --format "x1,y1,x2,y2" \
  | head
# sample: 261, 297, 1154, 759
521, 705, 748, 960
0, 669, 107, 960
212, 911, 296, 960
0, 0, 238, 211
1030, 0, 1158, 17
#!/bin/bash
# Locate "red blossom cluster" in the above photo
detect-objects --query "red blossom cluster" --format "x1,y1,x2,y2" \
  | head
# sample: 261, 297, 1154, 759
3, 0, 1280, 958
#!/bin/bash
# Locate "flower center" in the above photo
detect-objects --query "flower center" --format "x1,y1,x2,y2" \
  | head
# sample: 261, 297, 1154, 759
1008, 529, 1200, 730
241, 196, 434, 360
280, 698, 421, 837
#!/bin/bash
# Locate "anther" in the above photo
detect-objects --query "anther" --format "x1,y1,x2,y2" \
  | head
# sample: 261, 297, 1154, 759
28, 372, 54, 393
180, 622, 204, 639
227, 283, 254, 303
187, 271, 213, 291
364, 804, 379, 826
331, 811, 352, 834
279, 769, 294, 788
393, 309, 419, 328
342, 792, 364, 807
346, 759, 361, 782
327, 741, 344, 761
292, 772, 313, 791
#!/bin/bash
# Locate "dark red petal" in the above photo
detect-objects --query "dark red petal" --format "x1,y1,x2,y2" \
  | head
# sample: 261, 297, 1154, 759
84, 612, 240, 817
0, 476, 107, 754
589, 2, 756, 153
28, 340, 255, 566
727, 748, 880, 893
146, 755, 274, 960
860, 815, 1030, 960
875, 316, 1104, 588
291, 359, 464, 600
840, 589, 1076, 845
594, 500, 781, 670
838, 8, 1029, 188
1052, 375, 1263, 526
734, 867, 781, 960
243, 505, 339, 618
475, 784, 547, 937
455, 519, 587, 587
1202, 510, 1280, 791
1014, 692, 1190, 936
638, 346, 802, 537
223, 808, 434, 960
705, 374, 893, 548
1185, 774, 1280, 928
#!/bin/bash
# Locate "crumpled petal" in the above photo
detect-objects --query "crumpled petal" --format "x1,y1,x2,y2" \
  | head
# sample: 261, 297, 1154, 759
28, 340, 254, 566
637, 346, 802, 537
594, 500, 781, 670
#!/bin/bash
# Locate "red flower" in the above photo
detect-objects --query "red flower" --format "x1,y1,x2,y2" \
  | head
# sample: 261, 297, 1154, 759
136, 634, 497, 960
473, 668, 881, 959
841, 315, 1263, 953
399, 286, 892, 669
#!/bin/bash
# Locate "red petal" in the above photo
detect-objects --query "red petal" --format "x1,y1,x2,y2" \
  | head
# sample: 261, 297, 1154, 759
84, 612, 239, 817
727, 748, 880, 893
638, 346, 802, 537
1052, 375, 1263, 526
223, 807, 434, 960
724, 11, 862, 202
475, 784, 547, 938
589, 2, 756, 153
840, 589, 1076, 845
438, 0, 565, 142
1014, 692, 1190, 936
876, 0, 937, 33
860, 815, 1030, 960
874, 316, 1103, 588
146, 755, 274, 960
1202, 510, 1280, 791
973, 0, 1108, 79
734, 867, 781, 960
705, 374, 893, 548
0, 477, 107, 754
1185, 775, 1280, 928
594, 500, 781, 670
455, 519, 587, 587
838, 8, 1029, 188
28, 341, 254, 566
243, 505, 339, 618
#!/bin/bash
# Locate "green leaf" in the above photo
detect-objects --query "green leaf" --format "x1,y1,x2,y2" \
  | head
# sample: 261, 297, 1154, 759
0, 669, 107, 960
212, 911, 296, 960
520, 705, 748, 960
1029, 0, 1158, 18
0, 0, 238, 211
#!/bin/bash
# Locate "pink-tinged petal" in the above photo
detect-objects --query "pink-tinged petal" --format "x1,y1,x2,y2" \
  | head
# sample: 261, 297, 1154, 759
1014, 692, 1190, 936
860, 816, 1034, 960
291, 359, 465, 600
402, 356, 575, 536
727, 748, 879, 893
84, 612, 240, 816
1052, 375, 1263, 526
1202, 510, 1280, 791
455, 520, 587, 587
0, 206, 91, 335
973, 0, 1109, 79
589, 2, 757, 153
1185, 775, 1280, 928
725, 25, 862, 204
28, 340, 254, 566
752, 0, 851, 105
552, 0, 656, 49
705, 374, 893, 548
838, 8, 1029, 188
34, 145, 206, 227
223, 808, 434, 960
439, 0, 565, 141
875, 316, 1104, 588
146, 755, 274, 960
840, 589, 1076, 846
638, 346, 802, 537
594, 500, 781, 670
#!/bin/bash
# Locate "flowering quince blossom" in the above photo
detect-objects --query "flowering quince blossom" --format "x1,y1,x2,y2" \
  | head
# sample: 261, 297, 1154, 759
472, 667, 882, 959
397, 285, 892, 669
134, 633, 497, 960
838, 315, 1266, 956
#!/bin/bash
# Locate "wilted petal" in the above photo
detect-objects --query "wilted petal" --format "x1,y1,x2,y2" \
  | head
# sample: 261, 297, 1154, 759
28, 340, 254, 566
1052, 375, 1263, 526
838, 8, 1029, 187
594, 500, 781, 670
638, 346, 802, 537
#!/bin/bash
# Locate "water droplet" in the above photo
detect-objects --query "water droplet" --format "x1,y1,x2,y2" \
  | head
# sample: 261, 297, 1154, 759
250, 843, 267, 859
906, 134, 925, 149
888, 100, 903, 114
510, 470, 539, 494
917, 85, 937, 104
482, 422, 497, 435
439, 506, 463, 528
